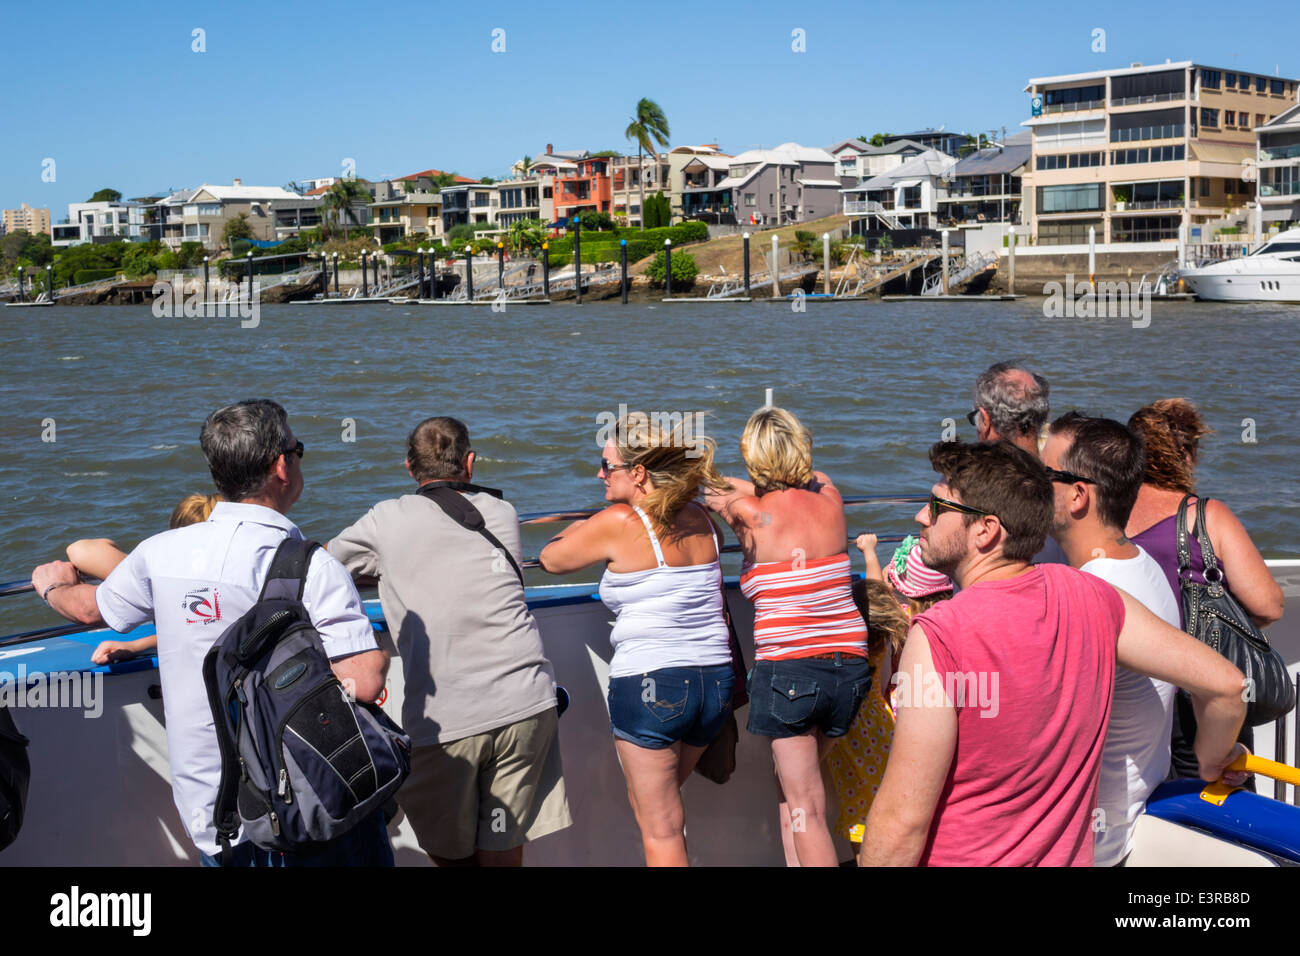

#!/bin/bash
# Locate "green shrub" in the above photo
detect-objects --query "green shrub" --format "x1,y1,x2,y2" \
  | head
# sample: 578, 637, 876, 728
73, 268, 119, 284
646, 250, 698, 287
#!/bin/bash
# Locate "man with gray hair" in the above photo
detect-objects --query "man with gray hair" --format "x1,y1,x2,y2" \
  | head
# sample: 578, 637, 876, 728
32, 399, 391, 866
968, 361, 1064, 563
969, 361, 1051, 457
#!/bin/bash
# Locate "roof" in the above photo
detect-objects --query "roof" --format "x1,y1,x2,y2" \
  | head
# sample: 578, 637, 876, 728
669, 144, 724, 155
306, 184, 332, 196
845, 149, 957, 191
774, 142, 835, 163
827, 139, 870, 155
1025, 61, 1195, 90
396, 168, 478, 185
682, 155, 731, 171
860, 138, 927, 155
951, 138, 1031, 176
189, 183, 305, 202
1260, 102, 1300, 132
798, 178, 844, 188
368, 192, 441, 207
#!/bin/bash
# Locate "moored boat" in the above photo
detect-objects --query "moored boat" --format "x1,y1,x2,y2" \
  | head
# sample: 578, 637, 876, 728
1178, 229, 1300, 302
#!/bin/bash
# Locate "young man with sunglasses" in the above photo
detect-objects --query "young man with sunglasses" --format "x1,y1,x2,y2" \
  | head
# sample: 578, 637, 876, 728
328, 416, 570, 866
31, 400, 392, 865
859, 440, 1246, 867
1042, 412, 1237, 866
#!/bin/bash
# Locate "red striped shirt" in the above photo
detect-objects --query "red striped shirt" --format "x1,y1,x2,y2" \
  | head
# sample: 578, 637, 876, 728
740, 553, 868, 661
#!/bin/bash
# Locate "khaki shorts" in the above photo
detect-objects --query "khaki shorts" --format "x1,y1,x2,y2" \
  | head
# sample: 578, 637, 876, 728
398, 707, 572, 860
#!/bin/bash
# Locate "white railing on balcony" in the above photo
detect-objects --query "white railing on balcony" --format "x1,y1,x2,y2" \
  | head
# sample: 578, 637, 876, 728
1260, 144, 1300, 162
1110, 92, 1184, 106
1041, 99, 1105, 114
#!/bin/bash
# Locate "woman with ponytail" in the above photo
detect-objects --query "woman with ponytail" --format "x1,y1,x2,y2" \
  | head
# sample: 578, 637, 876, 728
540, 410, 733, 866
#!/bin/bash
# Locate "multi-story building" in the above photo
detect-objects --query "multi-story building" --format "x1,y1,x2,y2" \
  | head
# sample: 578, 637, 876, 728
439, 183, 499, 233
369, 192, 441, 243
555, 155, 612, 223
841, 149, 959, 232
610, 153, 670, 226
1258, 103, 1300, 231
152, 181, 327, 250
1022, 61, 1299, 245
3, 203, 51, 236
679, 154, 734, 222
828, 138, 930, 185
678, 143, 839, 227
495, 179, 545, 229
665, 145, 730, 220
884, 129, 966, 158
936, 131, 1031, 226
51, 200, 157, 246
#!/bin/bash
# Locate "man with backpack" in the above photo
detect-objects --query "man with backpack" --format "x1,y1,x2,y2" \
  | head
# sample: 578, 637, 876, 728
329, 416, 571, 866
31, 400, 393, 866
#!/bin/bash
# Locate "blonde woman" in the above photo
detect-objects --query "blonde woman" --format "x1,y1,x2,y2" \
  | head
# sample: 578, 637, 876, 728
705, 406, 870, 867
540, 412, 732, 867
69, 493, 222, 664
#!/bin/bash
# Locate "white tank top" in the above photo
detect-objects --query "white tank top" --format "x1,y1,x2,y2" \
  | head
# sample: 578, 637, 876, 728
598, 504, 732, 677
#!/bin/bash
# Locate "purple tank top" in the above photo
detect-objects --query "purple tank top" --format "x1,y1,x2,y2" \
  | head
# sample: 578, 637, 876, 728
1130, 508, 1229, 629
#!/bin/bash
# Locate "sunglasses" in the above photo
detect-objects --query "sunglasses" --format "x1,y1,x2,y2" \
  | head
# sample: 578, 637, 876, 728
1044, 466, 1094, 485
285, 440, 305, 459
966, 408, 981, 427
600, 456, 631, 474
928, 492, 993, 523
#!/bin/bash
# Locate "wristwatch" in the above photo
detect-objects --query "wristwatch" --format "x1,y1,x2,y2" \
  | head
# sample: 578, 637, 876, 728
42, 582, 72, 603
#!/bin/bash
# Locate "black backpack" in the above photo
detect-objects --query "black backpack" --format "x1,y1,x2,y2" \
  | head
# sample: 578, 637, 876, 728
0, 705, 29, 853
203, 538, 410, 860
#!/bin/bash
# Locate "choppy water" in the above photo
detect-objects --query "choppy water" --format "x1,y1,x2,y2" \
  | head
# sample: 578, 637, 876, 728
3, 299, 1298, 633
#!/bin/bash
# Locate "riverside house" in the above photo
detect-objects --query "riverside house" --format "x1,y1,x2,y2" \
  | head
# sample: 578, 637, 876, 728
1258, 103, 1300, 232
370, 192, 442, 244
679, 143, 839, 227
840, 148, 958, 234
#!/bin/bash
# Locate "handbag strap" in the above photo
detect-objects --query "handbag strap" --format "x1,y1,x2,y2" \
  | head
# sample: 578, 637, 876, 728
1175, 494, 1194, 576
1193, 496, 1226, 594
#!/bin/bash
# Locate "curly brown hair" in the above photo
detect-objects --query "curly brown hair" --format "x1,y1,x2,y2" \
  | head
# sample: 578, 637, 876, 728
1127, 398, 1212, 495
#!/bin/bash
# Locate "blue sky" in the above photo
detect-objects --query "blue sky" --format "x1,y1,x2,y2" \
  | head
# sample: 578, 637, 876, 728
3, 0, 1297, 218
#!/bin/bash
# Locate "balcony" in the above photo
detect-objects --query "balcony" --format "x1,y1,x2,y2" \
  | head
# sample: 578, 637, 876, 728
1042, 99, 1105, 114
1110, 92, 1184, 107
1260, 144, 1300, 162
1260, 182, 1300, 197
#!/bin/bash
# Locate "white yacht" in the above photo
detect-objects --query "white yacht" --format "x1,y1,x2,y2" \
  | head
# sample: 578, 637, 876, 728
1179, 228, 1300, 302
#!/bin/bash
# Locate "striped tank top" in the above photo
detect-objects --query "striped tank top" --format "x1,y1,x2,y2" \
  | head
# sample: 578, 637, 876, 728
739, 552, 868, 662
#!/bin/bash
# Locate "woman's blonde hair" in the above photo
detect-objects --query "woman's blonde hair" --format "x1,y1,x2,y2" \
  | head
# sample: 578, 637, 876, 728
740, 406, 813, 493
615, 411, 728, 535
170, 493, 222, 529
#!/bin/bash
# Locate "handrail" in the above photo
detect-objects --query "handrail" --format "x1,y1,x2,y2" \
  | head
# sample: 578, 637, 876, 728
1200, 753, 1300, 806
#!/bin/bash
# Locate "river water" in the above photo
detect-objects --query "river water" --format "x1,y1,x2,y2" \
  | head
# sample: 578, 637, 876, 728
2, 299, 1297, 633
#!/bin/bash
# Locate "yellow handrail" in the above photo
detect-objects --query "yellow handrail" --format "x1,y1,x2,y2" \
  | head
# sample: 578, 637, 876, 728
1200, 752, 1300, 805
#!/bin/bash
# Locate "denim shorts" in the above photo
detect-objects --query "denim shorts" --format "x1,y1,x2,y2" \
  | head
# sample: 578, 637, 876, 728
608, 664, 735, 749
746, 655, 872, 739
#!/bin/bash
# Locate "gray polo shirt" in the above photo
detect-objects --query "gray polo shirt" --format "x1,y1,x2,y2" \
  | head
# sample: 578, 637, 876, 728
330, 489, 557, 746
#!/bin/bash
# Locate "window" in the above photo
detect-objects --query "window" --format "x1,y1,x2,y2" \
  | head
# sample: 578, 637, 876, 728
1108, 144, 1184, 164
902, 185, 921, 207
1201, 69, 1221, 89
1256, 113, 1266, 127
1225, 110, 1236, 127
1036, 183, 1103, 212
542, 186, 552, 198
1200, 108, 1219, 128
1036, 151, 1103, 170
744, 193, 756, 206
1271, 78, 1285, 95
769, 193, 774, 205
1201, 177, 1210, 197
1239, 73, 1252, 90
1037, 219, 1101, 245
183, 223, 209, 238
1256, 75, 1266, 92
1226, 72, 1237, 86
1111, 215, 1180, 242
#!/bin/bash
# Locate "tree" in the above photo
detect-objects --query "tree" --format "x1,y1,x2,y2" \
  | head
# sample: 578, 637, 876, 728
646, 250, 697, 287
479, 176, 496, 185
430, 171, 458, 194
624, 97, 671, 232
518, 155, 533, 178
87, 188, 122, 203
446, 223, 477, 246
573, 210, 613, 231
643, 192, 670, 229
507, 218, 547, 256
222, 213, 254, 249
859, 133, 891, 147
321, 179, 371, 238
791, 230, 819, 262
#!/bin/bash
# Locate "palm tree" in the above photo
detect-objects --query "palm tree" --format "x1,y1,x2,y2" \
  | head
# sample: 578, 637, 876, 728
624, 98, 671, 231
507, 218, 547, 256
517, 155, 533, 179
322, 179, 371, 239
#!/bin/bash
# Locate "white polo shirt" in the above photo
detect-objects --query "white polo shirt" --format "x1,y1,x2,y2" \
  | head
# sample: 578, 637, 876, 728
95, 501, 377, 857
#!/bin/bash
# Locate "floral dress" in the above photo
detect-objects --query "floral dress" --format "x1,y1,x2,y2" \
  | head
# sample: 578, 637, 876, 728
826, 648, 894, 843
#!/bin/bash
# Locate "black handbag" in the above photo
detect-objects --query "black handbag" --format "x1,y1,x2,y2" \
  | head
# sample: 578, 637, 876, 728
1176, 495, 1294, 727
0, 705, 30, 853
693, 599, 750, 785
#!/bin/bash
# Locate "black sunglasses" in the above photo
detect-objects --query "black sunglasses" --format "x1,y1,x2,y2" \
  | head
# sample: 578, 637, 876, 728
285, 440, 305, 459
966, 408, 981, 427
1044, 466, 1094, 484
928, 492, 993, 523
600, 456, 630, 474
